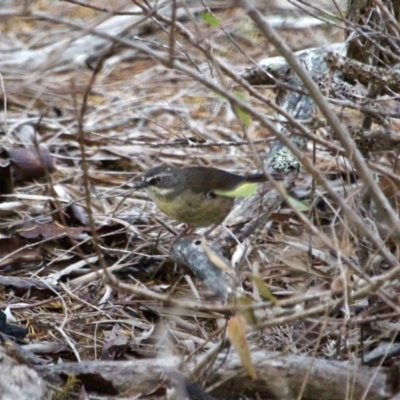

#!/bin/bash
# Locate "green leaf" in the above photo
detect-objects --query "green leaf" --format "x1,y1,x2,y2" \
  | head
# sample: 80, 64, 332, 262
234, 91, 246, 101
251, 275, 278, 304
234, 105, 251, 127
215, 91, 251, 127
286, 195, 310, 211
215, 92, 228, 102
234, 295, 258, 326
233, 91, 251, 127
202, 12, 220, 28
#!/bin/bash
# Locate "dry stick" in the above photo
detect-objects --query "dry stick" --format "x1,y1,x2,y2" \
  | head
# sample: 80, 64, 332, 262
354, 24, 400, 64
3, 12, 400, 390
256, 260, 400, 329
327, 97, 400, 118
372, 0, 400, 41
99, 6, 400, 155
29, 10, 400, 308
25, 95, 114, 299
37, 277, 81, 362
117, 17, 396, 305
168, 0, 177, 67
344, 2, 400, 65
113, 289, 332, 314
189, 20, 397, 309
159, 70, 399, 305
72, 43, 123, 283
239, 0, 400, 239
135, 1, 270, 172
0, 73, 7, 134
61, 0, 143, 15
80, 257, 399, 329
36, 351, 387, 399
134, 5, 400, 241
289, 0, 347, 29
298, 260, 400, 325
139, 3, 313, 159
297, 307, 331, 400
134, 2, 400, 303
110, 272, 343, 329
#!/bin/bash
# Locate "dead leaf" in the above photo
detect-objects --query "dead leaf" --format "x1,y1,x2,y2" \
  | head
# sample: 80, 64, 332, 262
227, 314, 256, 379
1, 146, 55, 182
201, 236, 233, 274
280, 256, 332, 279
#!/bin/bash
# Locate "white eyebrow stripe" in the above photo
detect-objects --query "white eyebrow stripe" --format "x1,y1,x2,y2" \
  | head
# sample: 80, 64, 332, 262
144, 172, 171, 182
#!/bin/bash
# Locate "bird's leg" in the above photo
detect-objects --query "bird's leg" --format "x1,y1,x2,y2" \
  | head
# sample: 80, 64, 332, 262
171, 224, 218, 248
171, 224, 195, 246
202, 223, 219, 240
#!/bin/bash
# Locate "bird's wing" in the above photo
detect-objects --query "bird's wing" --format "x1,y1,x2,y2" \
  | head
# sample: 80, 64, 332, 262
184, 167, 246, 195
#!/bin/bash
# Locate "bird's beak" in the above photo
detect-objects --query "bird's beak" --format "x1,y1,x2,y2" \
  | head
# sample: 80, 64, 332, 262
133, 180, 148, 189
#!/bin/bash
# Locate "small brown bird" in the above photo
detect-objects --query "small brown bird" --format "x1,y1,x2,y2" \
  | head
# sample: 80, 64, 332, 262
134, 165, 267, 227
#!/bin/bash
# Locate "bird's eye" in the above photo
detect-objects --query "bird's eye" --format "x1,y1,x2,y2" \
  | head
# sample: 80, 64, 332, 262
148, 177, 162, 185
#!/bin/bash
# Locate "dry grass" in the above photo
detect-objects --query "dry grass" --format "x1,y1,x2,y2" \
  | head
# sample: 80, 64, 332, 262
1, 0, 399, 398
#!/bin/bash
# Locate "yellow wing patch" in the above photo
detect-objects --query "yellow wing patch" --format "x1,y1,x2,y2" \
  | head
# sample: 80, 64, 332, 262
214, 182, 258, 198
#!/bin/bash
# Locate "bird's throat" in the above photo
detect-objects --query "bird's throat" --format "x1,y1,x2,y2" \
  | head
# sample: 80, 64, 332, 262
147, 187, 177, 202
